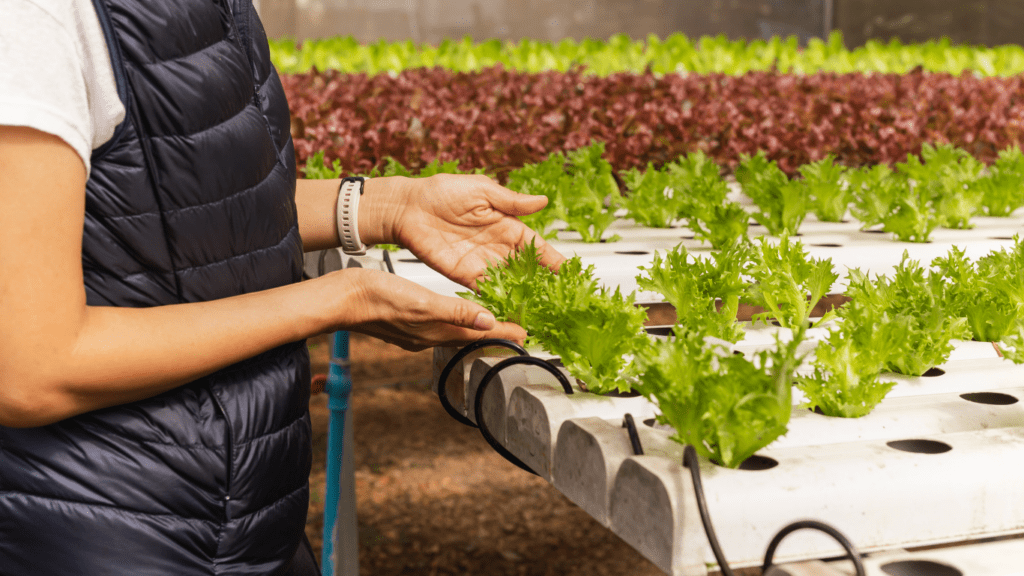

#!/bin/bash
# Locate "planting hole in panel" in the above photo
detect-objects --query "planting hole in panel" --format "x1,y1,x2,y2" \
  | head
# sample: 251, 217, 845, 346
681, 234, 695, 240
397, 258, 422, 263
614, 251, 650, 255
771, 320, 814, 329
886, 439, 952, 454
643, 418, 656, 427
736, 454, 779, 471
880, 560, 963, 576
645, 326, 675, 337
603, 388, 643, 398
810, 243, 843, 248
960, 392, 1019, 405
990, 236, 1016, 241
922, 367, 946, 377
864, 228, 886, 234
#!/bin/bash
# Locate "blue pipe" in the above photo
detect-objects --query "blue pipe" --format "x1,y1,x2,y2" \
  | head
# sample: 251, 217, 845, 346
321, 330, 353, 576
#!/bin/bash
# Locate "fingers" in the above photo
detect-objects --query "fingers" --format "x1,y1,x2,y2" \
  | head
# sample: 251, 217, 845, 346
442, 296, 496, 331
484, 182, 549, 217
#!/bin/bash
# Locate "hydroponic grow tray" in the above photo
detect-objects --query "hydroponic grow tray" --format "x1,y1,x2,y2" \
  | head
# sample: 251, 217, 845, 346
352, 202, 1024, 575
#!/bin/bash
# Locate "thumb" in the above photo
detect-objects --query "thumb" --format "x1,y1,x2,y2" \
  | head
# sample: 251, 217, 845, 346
442, 296, 497, 331
487, 185, 549, 217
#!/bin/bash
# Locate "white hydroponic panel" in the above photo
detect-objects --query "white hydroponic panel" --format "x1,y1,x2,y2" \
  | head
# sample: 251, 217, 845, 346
431, 344, 1024, 575
384, 207, 1024, 301
410, 212, 1024, 576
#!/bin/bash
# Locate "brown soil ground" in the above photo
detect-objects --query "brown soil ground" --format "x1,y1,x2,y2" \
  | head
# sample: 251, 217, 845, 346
304, 331, 673, 576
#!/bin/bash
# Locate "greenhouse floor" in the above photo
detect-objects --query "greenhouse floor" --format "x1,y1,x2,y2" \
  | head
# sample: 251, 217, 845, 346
305, 331, 741, 576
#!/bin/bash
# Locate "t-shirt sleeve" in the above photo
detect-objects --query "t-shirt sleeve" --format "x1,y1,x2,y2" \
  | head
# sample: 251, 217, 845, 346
0, 0, 116, 174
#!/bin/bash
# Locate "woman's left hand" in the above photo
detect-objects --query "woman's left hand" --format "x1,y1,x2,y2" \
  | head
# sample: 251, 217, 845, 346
360, 174, 566, 289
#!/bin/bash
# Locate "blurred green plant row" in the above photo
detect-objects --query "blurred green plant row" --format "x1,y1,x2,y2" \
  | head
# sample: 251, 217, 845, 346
270, 32, 1024, 77
304, 141, 1024, 246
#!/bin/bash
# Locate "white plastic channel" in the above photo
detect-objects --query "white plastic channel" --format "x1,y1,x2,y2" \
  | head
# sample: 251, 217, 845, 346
387, 207, 1024, 301
411, 209, 1024, 576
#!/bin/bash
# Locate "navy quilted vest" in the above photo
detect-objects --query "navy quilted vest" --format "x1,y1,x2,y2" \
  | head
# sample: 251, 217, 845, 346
0, 1, 312, 574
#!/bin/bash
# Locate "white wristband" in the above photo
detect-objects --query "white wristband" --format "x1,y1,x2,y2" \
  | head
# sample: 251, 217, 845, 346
336, 177, 368, 255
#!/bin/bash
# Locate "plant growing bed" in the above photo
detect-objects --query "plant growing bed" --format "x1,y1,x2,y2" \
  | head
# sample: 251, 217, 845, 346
388, 202, 1024, 574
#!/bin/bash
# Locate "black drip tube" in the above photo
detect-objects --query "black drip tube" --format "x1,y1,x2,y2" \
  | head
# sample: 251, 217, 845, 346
474, 356, 575, 476
436, 339, 528, 428
682, 445, 735, 576
622, 413, 644, 455
762, 520, 865, 576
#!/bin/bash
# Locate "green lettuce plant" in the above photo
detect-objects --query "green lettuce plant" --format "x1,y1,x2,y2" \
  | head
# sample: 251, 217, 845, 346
744, 234, 839, 330
978, 146, 1024, 217
638, 329, 803, 468
799, 154, 849, 222
735, 151, 807, 237
635, 242, 749, 343
844, 255, 969, 376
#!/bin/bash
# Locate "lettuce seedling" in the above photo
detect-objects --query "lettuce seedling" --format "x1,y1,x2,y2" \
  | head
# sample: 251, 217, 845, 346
848, 164, 898, 230
638, 332, 802, 468
531, 258, 648, 393
635, 242, 749, 342
999, 320, 1024, 364
978, 146, 1024, 217
880, 174, 940, 242
620, 151, 728, 229
736, 151, 807, 237
799, 154, 850, 222
689, 201, 750, 250
504, 151, 570, 239
458, 241, 550, 330
620, 164, 680, 228
557, 143, 622, 242
460, 246, 648, 393
931, 245, 1021, 342
797, 292, 901, 418
670, 151, 730, 221
302, 150, 344, 179
896, 143, 984, 230
745, 234, 839, 330
844, 256, 969, 376
363, 156, 486, 178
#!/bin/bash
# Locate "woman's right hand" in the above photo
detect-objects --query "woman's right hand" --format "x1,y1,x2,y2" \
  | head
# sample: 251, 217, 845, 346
327, 267, 525, 351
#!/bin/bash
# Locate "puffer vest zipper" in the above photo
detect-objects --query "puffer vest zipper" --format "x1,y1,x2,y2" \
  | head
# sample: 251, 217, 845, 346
0, 1, 312, 575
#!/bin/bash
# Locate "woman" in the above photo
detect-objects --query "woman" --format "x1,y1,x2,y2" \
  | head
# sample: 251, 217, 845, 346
0, 0, 563, 574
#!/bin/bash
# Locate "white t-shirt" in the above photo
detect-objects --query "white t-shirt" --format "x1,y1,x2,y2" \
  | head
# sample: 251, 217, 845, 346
0, 0, 125, 175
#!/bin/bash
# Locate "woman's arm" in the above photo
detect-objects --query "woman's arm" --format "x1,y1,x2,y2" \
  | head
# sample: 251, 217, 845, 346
0, 127, 522, 428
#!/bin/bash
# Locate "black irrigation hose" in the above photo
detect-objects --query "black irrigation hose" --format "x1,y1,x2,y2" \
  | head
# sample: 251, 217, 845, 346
762, 520, 866, 576
622, 413, 644, 455
382, 249, 395, 274
682, 445, 735, 576
683, 445, 865, 576
475, 356, 575, 476
436, 339, 528, 428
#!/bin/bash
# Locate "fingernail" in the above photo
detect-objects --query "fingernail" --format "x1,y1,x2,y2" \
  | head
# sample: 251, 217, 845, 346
474, 312, 495, 330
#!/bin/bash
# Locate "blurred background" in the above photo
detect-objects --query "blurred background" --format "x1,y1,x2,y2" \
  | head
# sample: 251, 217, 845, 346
255, 0, 1024, 48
